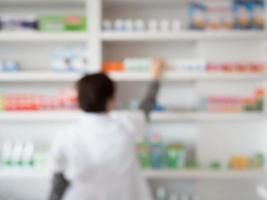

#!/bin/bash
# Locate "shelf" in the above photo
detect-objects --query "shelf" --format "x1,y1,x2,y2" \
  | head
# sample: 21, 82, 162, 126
0, 0, 84, 6
0, 111, 81, 122
0, 72, 83, 82
0, 169, 266, 180
102, 31, 266, 42
109, 72, 267, 82
152, 112, 264, 122
144, 169, 267, 179
0, 111, 263, 122
0, 72, 265, 82
0, 169, 50, 180
0, 32, 87, 42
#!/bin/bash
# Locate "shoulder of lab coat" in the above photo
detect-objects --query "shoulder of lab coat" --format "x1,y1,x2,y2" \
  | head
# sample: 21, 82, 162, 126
110, 110, 147, 141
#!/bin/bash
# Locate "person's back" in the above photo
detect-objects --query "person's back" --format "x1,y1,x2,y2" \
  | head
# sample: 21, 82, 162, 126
49, 60, 165, 200
54, 112, 149, 200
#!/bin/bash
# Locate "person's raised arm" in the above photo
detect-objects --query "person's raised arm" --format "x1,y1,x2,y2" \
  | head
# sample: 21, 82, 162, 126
48, 173, 69, 200
139, 59, 165, 119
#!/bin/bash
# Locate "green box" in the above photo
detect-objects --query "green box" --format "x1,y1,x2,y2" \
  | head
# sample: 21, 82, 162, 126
39, 16, 65, 32
39, 16, 86, 32
64, 16, 86, 31
0, 96, 4, 111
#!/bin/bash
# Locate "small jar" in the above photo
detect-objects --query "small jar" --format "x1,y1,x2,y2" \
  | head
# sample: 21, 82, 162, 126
160, 19, 170, 32
172, 20, 181, 32
134, 19, 145, 31
114, 19, 125, 31
124, 19, 134, 31
102, 19, 112, 31
148, 19, 158, 32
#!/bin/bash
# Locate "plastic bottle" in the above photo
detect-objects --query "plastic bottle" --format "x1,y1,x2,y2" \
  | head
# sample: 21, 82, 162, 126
52, 47, 70, 72
172, 20, 181, 32
12, 142, 24, 167
4, 60, 20, 72
70, 47, 87, 72
22, 142, 35, 168
136, 137, 150, 168
180, 194, 189, 200
156, 187, 166, 200
191, 194, 200, 200
102, 19, 112, 31
1, 142, 12, 167
169, 194, 179, 200
124, 19, 134, 31
149, 134, 165, 169
114, 19, 125, 31
160, 19, 170, 32
148, 19, 158, 32
134, 19, 145, 31
167, 144, 186, 169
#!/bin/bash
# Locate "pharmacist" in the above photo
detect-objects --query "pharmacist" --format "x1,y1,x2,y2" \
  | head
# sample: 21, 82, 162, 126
49, 60, 165, 200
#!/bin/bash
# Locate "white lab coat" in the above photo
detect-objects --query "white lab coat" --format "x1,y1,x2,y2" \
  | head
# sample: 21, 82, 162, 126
51, 111, 152, 200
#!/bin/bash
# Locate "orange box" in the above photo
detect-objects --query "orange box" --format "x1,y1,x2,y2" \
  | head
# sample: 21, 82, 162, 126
229, 156, 251, 170
103, 62, 125, 73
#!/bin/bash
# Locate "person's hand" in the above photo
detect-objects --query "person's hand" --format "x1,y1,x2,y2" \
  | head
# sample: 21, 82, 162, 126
151, 59, 166, 80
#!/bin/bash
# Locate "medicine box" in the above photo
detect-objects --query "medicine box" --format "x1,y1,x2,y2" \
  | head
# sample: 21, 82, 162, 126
39, 16, 86, 32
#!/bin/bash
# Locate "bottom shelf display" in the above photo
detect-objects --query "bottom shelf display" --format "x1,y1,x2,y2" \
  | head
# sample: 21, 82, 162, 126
0, 138, 265, 180
137, 133, 265, 171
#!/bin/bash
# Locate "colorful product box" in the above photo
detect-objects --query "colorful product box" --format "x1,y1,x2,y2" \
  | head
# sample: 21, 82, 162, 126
123, 58, 153, 72
201, 88, 265, 113
0, 14, 38, 31
206, 62, 265, 73
64, 16, 86, 31
229, 153, 265, 170
207, 5, 234, 30
233, 0, 253, 29
188, 2, 208, 30
39, 16, 65, 32
0, 96, 4, 111
252, 0, 265, 29
1, 89, 78, 112
39, 16, 86, 32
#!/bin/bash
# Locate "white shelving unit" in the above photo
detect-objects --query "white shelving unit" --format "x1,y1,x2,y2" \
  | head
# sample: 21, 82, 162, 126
0, 111, 81, 121
102, 31, 267, 42
1, 169, 266, 180
143, 170, 267, 180
0, 169, 51, 180
0, 32, 88, 42
0, 111, 263, 122
151, 112, 265, 122
0, 72, 83, 82
110, 72, 267, 82
0, 72, 264, 82
0, 31, 264, 43
0, 0, 267, 200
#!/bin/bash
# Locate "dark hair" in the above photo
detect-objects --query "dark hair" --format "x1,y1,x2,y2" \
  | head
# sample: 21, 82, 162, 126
77, 73, 116, 113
